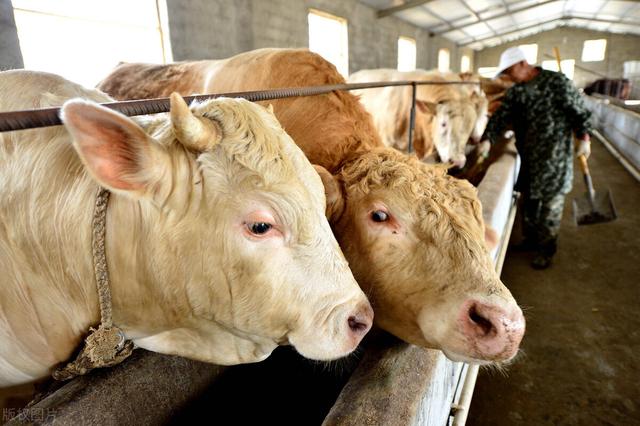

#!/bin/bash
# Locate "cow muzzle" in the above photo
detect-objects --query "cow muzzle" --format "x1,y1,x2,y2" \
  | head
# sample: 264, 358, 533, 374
457, 299, 525, 362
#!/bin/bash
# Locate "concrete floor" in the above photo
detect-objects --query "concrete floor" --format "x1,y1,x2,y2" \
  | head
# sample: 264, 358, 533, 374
468, 139, 640, 425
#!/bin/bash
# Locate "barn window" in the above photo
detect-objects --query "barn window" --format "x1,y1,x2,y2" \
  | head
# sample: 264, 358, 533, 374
12, 0, 172, 87
518, 44, 538, 64
397, 37, 416, 72
460, 55, 471, 73
542, 59, 575, 80
308, 9, 349, 77
582, 39, 607, 62
438, 48, 450, 72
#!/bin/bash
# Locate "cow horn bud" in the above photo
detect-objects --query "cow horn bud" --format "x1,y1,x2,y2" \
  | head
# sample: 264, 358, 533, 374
170, 92, 221, 151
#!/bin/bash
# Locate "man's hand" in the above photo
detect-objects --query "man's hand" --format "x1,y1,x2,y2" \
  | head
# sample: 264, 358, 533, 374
477, 140, 491, 159
575, 137, 591, 159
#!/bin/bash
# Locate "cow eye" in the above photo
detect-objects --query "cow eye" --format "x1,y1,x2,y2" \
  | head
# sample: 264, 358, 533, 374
248, 222, 272, 235
371, 211, 388, 222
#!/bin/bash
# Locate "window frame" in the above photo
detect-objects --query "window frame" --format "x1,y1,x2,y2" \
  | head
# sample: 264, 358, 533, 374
397, 36, 417, 72
582, 39, 607, 62
307, 8, 349, 77
438, 48, 450, 73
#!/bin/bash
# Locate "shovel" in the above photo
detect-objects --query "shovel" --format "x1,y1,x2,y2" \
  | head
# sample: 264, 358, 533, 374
572, 155, 617, 226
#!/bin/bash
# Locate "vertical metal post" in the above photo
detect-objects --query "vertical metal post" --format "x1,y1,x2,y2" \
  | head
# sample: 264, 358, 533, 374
408, 81, 417, 154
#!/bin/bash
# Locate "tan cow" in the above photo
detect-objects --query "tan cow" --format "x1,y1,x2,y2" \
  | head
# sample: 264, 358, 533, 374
0, 70, 373, 387
347, 69, 487, 169
99, 48, 525, 364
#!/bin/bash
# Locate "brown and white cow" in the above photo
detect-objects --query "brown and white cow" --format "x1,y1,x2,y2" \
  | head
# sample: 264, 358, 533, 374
99, 48, 525, 364
0, 70, 372, 387
347, 69, 488, 169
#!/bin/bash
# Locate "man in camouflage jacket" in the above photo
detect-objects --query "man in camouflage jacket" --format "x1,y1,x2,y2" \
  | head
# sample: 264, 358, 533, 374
482, 47, 592, 269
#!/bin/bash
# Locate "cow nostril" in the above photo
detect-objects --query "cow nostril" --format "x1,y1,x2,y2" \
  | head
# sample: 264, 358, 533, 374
348, 315, 369, 334
468, 305, 494, 336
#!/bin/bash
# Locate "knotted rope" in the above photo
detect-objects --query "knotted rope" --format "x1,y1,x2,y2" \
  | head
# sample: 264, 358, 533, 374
53, 188, 134, 380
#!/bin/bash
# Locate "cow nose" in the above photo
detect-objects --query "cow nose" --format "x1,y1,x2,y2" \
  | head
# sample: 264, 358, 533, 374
461, 300, 525, 361
347, 302, 374, 341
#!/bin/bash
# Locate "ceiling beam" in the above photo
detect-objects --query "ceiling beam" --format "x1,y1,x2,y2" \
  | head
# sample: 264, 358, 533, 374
567, 15, 640, 26
458, 14, 640, 47
376, 0, 435, 18
427, 0, 549, 34
459, 0, 498, 37
433, 0, 559, 36
376, 0, 436, 18
458, 16, 564, 46
604, 1, 640, 31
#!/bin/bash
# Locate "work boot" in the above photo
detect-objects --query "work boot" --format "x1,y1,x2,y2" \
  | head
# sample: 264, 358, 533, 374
531, 253, 552, 269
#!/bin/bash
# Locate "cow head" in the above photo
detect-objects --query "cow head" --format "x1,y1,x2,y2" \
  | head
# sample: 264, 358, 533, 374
412, 100, 451, 162
431, 100, 478, 170
315, 148, 524, 364
412, 100, 470, 170
60, 94, 372, 364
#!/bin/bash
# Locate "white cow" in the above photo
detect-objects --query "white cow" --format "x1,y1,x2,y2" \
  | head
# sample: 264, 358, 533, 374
348, 69, 488, 168
0, 70, 372, 387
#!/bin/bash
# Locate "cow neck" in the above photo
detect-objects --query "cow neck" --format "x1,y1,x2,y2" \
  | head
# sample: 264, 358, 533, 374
52, 187, 135, 381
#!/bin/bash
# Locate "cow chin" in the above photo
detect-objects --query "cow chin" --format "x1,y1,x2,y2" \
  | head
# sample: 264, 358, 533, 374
440, 349, 498, 366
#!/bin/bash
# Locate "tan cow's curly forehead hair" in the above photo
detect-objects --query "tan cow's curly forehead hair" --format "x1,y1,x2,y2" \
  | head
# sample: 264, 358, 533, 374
339, 147, 486, 244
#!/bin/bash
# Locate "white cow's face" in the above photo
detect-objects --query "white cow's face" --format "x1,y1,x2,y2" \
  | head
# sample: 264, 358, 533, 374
317, 148, 525, 365
61, 95, 372, 364
433, 101, 472, 169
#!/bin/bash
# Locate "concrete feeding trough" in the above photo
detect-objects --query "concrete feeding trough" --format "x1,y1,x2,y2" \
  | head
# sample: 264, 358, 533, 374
584, 95, 640, 178
6, 145, 521, 426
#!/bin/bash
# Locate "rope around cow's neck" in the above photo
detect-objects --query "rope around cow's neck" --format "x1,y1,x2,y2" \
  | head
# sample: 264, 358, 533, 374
52, 188, 134, 381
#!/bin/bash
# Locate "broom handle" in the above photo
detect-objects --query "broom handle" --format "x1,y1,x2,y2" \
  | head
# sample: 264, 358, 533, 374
578, 154, 589, 175
578, 154, 597, 209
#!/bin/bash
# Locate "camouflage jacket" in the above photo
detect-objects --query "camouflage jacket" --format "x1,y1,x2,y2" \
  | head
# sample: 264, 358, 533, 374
484, 68, 592, 201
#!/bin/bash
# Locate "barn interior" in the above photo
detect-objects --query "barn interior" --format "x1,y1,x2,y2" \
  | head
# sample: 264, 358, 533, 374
0, 0, 639, 425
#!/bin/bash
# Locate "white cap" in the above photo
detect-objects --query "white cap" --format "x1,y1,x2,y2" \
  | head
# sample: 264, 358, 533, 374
495, 47, 528, 77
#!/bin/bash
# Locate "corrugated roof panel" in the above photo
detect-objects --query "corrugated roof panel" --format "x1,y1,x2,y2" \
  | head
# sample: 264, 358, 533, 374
462, 21, 494, 37
510, 1, 565, 23
486, 15, 516, 31
477, 4, 508, 20
465, 0, 503, 11
598, 0, 635, 15
570, 0, 607, 15
627, 5, 640, 19
446, 30, 470, 41
395, 8, 441, 26
451, 15, 480, 28
425, 0, 471, 22
356, 0, 640, 50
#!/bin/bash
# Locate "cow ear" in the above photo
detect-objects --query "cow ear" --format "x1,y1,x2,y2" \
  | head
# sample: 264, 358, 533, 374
416, 100, 437, 115
61, 99, 169, 199
313, 165, 345, 223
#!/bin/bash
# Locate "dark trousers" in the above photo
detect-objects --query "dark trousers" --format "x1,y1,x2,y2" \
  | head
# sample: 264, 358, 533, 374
522, 193, 566, 257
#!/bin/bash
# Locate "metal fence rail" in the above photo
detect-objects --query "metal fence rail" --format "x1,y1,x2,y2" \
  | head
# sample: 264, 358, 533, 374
0, 79, 479, 151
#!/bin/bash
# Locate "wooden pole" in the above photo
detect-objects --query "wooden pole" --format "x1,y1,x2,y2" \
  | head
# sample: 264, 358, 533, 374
553, 46, 563, 74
